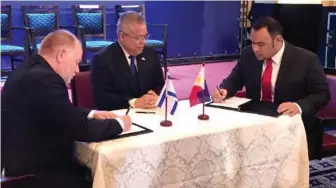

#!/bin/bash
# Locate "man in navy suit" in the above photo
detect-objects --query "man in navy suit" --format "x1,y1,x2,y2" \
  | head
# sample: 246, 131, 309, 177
1, 30, 132, 188
212, 17, 330, 158
90, 11, 165, 111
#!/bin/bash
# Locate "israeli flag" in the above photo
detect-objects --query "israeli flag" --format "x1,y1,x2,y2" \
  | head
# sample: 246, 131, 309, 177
156, 73, 179, 115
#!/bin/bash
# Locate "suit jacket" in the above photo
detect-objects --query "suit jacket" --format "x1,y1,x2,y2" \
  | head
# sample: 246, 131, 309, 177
1, 55, 123, 176
220, 42, 330, 130
90, 42, 164, 110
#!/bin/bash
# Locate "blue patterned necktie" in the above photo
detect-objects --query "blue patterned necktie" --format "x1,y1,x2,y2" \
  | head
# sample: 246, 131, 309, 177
128, 55, 137, 76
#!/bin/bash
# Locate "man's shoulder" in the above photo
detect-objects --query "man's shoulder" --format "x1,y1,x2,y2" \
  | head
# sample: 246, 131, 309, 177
142, 46, 157, 56
286, 42, 318, 59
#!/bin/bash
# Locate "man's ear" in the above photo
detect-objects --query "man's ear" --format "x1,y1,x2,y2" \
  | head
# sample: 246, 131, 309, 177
55, 49, 66, 64
275, 35, 283, 43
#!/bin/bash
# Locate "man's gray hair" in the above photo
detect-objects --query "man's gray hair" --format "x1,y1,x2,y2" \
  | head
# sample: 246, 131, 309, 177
117, 11, 146, 36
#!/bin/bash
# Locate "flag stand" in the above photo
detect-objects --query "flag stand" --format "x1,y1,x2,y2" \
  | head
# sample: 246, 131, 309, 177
198, 86, 209, 120
198, 63, 209, 120
161, 69, 172, 127
160, 94, 172, 126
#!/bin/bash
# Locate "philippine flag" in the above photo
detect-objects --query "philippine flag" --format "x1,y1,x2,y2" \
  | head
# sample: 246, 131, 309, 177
189, 65, 211, 107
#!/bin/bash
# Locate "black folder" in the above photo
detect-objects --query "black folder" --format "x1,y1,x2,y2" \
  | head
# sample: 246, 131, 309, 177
102, 123, 153, 141
206, 100, 280, 117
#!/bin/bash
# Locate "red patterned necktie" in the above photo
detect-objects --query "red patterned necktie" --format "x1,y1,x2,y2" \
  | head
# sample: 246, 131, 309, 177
261, 59, 273, 102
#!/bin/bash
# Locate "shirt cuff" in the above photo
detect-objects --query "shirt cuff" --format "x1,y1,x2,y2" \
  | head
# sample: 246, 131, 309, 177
294, 103, 302, 114
115, 117, 125, 131
128, 98, 137, 108
87, 110, 96, 119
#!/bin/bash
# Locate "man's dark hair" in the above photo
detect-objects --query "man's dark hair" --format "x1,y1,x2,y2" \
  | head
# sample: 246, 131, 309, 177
252, 16, 283, 37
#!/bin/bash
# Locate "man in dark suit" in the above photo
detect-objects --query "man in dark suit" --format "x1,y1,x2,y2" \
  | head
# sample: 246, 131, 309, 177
1, 30, 132, 188
90, 11, 164, 110
212, 17, 330, 158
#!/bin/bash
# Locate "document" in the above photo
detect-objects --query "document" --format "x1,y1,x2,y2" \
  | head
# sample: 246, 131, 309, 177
209, 97, 251, 109
120, 123, 149, 135
207, 97, 280, 117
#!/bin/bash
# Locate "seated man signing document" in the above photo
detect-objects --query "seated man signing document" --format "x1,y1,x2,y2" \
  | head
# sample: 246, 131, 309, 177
1, 30, 131, 188
90, 11, 165, 110
211, 17, 330, 159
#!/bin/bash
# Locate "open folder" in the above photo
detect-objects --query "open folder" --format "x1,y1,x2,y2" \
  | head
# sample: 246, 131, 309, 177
206, 97, 280, 117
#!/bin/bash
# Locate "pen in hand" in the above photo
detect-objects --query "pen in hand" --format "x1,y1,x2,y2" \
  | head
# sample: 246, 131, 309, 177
125, 107, 131, 115
216, 85, 223, 96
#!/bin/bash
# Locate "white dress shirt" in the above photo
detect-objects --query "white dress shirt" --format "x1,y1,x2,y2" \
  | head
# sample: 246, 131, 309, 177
261, 41, 302, 113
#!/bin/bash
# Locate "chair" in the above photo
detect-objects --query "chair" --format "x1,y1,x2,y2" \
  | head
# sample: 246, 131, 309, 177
22, 5, 81, 55
72, 5, 114, 64
1, 174, 39, 188
115, 4, 168, 67
316, 74, 336, 158
1, 5, 30, 70
71, 71, 94, 109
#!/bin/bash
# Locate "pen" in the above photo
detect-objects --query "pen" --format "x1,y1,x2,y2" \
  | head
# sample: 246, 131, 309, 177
125, 107, 131, 115
135, 111, 155, 114
216, 85, 223, 96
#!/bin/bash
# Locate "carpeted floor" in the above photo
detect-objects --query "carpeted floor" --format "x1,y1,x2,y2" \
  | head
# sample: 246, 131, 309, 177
310, 155, 336, 187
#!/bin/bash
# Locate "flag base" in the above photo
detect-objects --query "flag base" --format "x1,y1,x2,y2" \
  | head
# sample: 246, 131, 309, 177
198, 114, 209, 120
160, 120, 172, 127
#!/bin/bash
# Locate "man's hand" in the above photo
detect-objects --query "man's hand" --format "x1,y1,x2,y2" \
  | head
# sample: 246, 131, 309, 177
119, 115, 132, 131
211, 88, 227, 103
134, 91, 158, 109
93, 111, 118, 120
277, 102, 300, 117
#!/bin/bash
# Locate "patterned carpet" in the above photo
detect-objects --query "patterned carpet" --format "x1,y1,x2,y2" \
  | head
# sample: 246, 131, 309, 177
310, 155, 336, 187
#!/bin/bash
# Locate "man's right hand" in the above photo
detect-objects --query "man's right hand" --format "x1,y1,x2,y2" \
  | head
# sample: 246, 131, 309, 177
211, 88, 228, 103
134, 94, 156, 109
119, 115, 132, 131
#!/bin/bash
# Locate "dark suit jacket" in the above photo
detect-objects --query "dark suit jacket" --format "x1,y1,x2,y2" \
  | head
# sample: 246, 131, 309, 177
90, 42, 164, 110
1, 55, 123, 177
220, 42, 330, 130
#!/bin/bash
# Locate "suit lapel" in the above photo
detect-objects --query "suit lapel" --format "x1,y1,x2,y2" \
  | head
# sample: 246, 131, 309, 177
136, 55, 146, 95
274, 42, 293, 102
254, 59, 263, 100
114, 42, 139, 95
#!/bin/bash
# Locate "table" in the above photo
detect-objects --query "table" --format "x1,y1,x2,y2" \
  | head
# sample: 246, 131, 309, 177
76, 100, 309, 188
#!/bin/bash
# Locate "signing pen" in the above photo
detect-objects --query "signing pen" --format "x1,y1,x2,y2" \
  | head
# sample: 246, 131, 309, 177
135, 111, 155, 114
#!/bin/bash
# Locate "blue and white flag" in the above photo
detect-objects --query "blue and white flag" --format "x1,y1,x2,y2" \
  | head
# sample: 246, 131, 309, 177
156, 73, 179, 115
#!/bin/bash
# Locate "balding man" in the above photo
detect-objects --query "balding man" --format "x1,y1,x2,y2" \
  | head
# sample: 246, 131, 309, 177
1, 30, 131, 187
90, 11, 164, 110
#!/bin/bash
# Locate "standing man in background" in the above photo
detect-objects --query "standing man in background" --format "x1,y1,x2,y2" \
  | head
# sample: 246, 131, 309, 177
1, 30, 132, 188
90, 11, 164, 111
212, 16, 330, 159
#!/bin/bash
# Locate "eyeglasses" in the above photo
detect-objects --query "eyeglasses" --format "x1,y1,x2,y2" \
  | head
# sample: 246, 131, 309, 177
120, 31, 149, 43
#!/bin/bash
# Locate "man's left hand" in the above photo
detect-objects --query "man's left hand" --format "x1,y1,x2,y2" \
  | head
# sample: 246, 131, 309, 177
277, 102, 300, 117
146, 90, 158, 108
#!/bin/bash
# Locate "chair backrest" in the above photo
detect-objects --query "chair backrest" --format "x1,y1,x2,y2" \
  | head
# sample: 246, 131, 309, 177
1, 5, 12, 41
115, 4, 146, 21
71, 71, 94, 109
21, 5, 59, 40
72, 5, 107, 40
1, 174, 39, 188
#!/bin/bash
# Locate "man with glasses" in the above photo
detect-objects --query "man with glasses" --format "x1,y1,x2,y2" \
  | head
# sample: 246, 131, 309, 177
90, 11, 164, 110
212, 16, 330, 159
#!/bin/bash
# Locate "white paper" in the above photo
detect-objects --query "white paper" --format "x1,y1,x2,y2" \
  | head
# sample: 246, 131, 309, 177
210, 97, 251, 109
120, 124, 146, 135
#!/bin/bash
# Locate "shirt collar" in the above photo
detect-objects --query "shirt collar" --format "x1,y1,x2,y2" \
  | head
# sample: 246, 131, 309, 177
118, 40, 132, 60
270, 40, 285, 65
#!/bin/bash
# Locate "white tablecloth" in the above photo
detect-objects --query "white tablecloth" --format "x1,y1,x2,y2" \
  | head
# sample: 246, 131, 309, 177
76, 100, 309, 188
